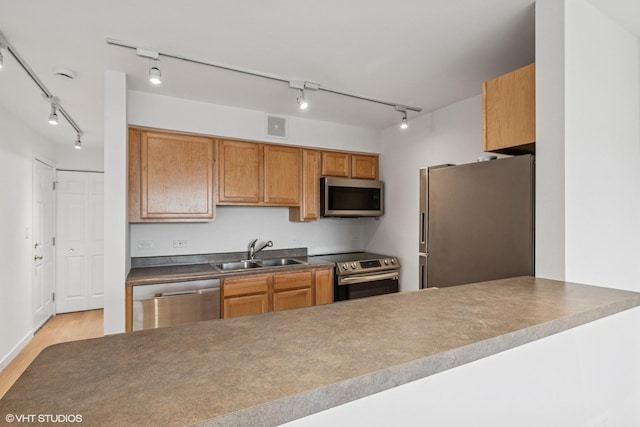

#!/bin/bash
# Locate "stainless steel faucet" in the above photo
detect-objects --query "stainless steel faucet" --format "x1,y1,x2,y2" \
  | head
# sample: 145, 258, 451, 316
249, 239, 273, 261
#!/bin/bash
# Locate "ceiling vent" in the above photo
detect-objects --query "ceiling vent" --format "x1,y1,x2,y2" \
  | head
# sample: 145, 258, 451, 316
266, 115, 288, 139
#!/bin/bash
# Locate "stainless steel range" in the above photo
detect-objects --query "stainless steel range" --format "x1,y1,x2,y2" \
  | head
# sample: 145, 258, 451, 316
314, 252, 400, 301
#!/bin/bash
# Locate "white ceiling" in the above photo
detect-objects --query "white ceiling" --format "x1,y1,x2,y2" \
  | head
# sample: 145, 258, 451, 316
0, 1, 636, 150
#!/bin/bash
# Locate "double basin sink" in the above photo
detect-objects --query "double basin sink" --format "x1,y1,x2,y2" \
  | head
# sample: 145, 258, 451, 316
211, 257, 306, 272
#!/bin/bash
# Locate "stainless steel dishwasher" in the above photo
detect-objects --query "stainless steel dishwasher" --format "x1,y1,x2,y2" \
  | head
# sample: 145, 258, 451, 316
132, 278, 220, 331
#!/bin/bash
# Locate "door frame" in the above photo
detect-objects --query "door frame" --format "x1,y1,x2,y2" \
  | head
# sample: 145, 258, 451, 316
32, 156, 56, 331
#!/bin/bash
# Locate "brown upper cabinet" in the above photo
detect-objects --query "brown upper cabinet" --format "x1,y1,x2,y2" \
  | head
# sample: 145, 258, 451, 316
321, 151, 350, 177
483, 63, 535, 155
217, 139, 263, 204
321, 151, 378, 180
289, 149, 321, 222
128, 128, 215, 222
217, 139, 301, 206
351, 154, 379, 179
263, 145, 301, 205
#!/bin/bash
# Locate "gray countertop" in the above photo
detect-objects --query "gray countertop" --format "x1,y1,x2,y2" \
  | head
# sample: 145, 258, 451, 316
126, 248, 335, 287
2, 277, 639, 426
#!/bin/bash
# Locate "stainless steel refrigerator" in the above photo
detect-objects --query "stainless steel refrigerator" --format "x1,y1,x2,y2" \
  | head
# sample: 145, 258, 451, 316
418, 155, 534, 288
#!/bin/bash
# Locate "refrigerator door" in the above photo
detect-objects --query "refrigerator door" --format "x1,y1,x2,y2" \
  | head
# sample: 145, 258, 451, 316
419, 168, 427, 254
427, 155, 534, 287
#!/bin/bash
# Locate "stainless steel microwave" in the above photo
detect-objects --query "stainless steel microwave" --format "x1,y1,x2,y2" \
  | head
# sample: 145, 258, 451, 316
320, 177, 384, 217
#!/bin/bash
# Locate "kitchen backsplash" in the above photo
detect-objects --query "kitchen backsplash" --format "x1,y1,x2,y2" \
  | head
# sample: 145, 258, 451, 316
129, 206, 378, 257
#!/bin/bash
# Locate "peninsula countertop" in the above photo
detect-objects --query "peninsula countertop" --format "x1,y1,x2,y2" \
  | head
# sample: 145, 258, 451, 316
2, 277, 639, 426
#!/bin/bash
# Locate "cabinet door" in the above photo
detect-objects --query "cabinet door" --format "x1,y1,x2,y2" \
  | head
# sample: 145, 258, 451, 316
314, 269, 333, 305
351, 154, 379, 180
263, 145, 301, 205
321, 151, 351, 177
224, 294, 269, 318
218, 140, 262, 203
273, 288, 313, 312
483, 63, 535, 154
290, 149, 321, 221
140, 131, 214, 220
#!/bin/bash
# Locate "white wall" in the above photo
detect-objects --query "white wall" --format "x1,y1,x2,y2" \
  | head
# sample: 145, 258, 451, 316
536, 0, 640, 292
131, 207, 375, 257
55, 144, 104, 172
535, 0, 567, 281
564, 0, 640, 291
366, 95, 494, 291
127, 91, 381, 259
0, 104, 55, 369
285, 307, 640, 427
103, 71, 129, 334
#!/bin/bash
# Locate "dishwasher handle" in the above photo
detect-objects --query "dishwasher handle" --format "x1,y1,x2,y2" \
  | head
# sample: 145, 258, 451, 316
156, 287, 219, 298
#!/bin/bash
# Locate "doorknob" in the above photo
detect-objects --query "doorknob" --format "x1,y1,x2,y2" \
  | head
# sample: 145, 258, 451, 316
34, 255, 43, 261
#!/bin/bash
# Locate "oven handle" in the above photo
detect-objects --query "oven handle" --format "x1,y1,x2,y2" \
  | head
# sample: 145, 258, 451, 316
338, 271, 399, 285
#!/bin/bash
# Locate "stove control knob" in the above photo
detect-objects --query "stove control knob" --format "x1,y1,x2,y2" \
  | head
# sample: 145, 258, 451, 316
350, 263, 357, 269
390, 258, 397, 265
342, 263, 349, 271
384, 259, 390, 265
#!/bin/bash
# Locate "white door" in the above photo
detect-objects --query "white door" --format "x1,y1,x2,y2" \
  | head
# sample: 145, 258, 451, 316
33, 159, 55, 330
55, 171, 105, 313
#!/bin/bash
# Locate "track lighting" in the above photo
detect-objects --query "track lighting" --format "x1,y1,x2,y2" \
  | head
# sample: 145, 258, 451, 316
0, 30, 83, 149
149, 65, 161, 85
48, 104, 59, 125
297, 89, 308, 110
109, 38, 423, 124
400, 113, 408, 129
0, 50, 4, 69
396, 105, 409, 129
74, 134, 82, 150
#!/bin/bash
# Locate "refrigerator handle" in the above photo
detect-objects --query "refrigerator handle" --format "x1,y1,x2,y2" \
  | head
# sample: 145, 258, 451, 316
420, 212, 426, 248
419, 255, 427, 289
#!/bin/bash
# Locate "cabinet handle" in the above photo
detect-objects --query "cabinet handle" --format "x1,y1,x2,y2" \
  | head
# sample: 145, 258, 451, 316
34, 255, 43, 261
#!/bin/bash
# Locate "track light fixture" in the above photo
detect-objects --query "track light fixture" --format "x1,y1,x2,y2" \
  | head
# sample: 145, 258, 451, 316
149, 65, 161, 85
108, 38, 423, 126
0, 29, 84, 148
297, 89, 308, 110
0, 50, 4, 69
396, 105, 409, 129
48, 103, 59, 125
74, 133, 82, 150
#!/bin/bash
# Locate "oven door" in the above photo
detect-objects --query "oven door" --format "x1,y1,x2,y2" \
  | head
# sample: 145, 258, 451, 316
335, 270, 399, 301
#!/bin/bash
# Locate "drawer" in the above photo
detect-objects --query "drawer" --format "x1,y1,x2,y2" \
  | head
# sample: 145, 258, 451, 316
273, 271, 313, 291
223, 274, 270, 297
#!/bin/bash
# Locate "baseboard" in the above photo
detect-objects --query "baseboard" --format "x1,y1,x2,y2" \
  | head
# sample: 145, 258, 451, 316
0, 330, 33, 372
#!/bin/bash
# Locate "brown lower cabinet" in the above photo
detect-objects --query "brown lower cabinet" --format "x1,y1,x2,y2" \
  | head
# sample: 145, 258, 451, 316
222, 268, 333, 318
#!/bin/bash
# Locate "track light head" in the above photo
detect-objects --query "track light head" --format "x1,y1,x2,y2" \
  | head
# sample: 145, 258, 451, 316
395, 105, 408, 129
74, 134, 82, 150
149, 65, 161, 85
0, 50, 4, 69
400, 114, 408, 129
297, 89, 308, 110
48, 104, 59, 125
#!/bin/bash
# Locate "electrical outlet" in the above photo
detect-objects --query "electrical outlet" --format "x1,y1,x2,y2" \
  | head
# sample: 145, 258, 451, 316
137, 240, 154, 250
173, 240, 188, 249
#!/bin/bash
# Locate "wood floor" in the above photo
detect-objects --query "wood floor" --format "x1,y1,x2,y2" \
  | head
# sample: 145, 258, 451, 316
0, 309, 103, 399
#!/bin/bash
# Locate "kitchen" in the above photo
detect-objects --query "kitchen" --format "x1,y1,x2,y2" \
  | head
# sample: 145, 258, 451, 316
2, 0, 640, 425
